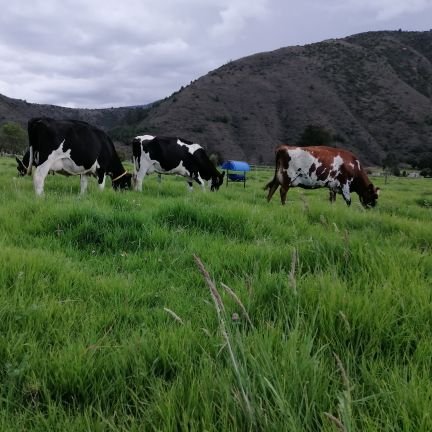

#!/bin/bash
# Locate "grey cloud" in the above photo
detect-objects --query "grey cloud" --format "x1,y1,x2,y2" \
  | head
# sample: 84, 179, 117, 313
0, 0, 430, 108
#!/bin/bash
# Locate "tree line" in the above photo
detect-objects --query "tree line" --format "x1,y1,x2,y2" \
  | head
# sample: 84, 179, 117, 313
1, 121, 431, 176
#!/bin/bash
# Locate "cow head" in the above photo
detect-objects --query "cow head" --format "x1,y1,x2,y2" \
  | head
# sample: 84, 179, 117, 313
210, 171, 225, 191
360, 183, 380, 208
16, 157, 27, 176
112, 172, 133, 191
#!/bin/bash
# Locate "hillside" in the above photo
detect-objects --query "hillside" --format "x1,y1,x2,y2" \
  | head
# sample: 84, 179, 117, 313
135, 30, 432, 165
0, 94, 150, 157
1, 30, 432, 165
0, 94, 131, 130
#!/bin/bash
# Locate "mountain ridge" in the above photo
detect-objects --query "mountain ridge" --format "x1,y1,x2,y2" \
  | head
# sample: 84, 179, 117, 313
1, 30, 431, 166
134, 30, 432, 165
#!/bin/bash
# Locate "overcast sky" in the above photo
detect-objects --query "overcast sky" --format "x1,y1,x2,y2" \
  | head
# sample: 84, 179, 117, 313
0, 0, 430, 108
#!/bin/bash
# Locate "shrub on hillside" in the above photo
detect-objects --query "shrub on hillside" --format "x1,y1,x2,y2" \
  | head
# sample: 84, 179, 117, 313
0, 122, 27, 154
420, 167, 432, 177
297, 125, 332, 146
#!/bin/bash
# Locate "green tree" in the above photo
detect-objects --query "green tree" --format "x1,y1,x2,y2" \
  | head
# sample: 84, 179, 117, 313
417, 153, 432, 170
382, 152, 398, 171
297, 124, 332, 146
108, 125, 140, 144
382, 152, 400, 183
0, 122, 27, 154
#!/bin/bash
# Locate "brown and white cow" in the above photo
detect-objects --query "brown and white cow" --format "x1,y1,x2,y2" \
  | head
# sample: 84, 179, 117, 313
264, 145, 380, 207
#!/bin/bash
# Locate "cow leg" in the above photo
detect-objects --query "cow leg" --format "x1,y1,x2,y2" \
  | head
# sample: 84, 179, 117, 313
134, 164, 152, 192
186, 181, 193, 192
279, 185, 290, 205
278, 171, 291, 205
341, 183, 352, 206
98, 173, 106, 190
266, 179, 280, 202
329, 189, 337, 203
135, 173, 144, 192
33, 163, 52, 196
135, 158, 156, 191
193, 174, 206, 192
80, 175, 89, 194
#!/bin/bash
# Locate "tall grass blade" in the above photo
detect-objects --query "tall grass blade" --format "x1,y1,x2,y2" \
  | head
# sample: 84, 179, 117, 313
194, 254, 254, 424
220, 282, 254, 328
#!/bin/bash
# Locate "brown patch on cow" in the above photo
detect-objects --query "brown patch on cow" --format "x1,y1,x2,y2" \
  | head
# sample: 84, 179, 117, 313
280, 153, 290, 170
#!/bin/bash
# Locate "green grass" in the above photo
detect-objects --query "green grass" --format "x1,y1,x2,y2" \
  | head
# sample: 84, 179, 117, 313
0, 156, 431, 431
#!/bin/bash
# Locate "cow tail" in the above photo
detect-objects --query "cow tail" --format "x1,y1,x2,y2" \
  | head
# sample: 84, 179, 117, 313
263, 150, 282, 191
27, 146, 33, 175
264, 177, 276, 191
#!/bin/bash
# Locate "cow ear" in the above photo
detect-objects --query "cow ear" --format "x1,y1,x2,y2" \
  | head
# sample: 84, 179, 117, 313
376, 187, 381, 196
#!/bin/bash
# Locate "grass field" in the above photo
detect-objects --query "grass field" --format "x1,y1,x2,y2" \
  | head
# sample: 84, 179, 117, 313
0, 156, 431, 431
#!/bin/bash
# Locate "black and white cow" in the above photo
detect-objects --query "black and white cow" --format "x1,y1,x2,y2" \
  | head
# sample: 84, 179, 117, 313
22, 117, 132, 195
132, 135, 225, 192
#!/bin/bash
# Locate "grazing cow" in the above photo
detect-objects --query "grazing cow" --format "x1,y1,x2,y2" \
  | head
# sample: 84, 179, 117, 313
24, 117, 132, 195
132, 135, 225, 192
265, 145, 380, 207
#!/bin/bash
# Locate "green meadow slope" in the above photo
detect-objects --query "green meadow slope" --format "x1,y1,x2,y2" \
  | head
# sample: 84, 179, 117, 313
0, 156, 431, 431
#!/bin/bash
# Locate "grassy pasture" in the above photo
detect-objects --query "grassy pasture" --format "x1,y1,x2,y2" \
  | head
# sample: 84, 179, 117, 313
0, 156, 431, 431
